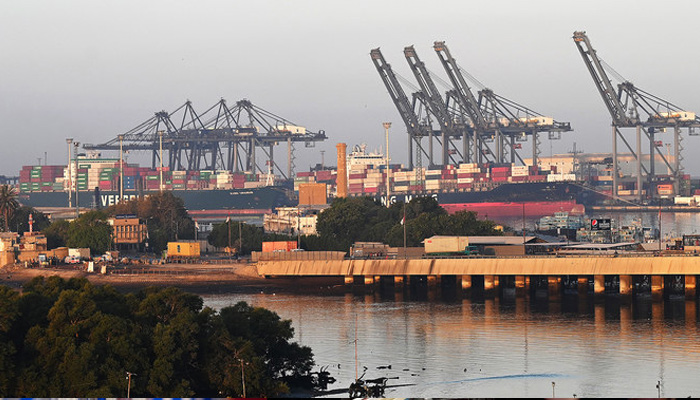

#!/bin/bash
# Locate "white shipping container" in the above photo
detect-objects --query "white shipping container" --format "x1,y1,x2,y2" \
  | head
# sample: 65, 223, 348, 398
275, 124, 306, 135
675, 196, 694, 205
424, 236, 469, 254
657, 111, 696, 121
520, 116, 554, 126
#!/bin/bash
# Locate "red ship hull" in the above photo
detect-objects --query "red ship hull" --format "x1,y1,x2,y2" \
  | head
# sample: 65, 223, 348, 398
441, 200, 585, 218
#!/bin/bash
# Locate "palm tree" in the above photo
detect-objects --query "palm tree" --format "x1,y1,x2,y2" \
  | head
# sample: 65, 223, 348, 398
0, 185, 19, 232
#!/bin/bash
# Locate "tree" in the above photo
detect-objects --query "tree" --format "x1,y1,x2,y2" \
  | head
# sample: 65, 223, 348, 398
0, 184, 19, 232
315, 197, 388, 252
66, 211, 113, 255
2, 279, 320, 397
106, 191, 194, 253
314, 196, 502, 250
208, 221, 294, 255
44, 220, 71, 249
10, 206, 50, 235
0, 286, 19, 394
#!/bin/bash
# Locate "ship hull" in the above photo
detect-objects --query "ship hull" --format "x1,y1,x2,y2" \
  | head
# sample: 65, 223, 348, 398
384, 182, 602, 219
17, 186, 294, 215
441, 200, 585, 218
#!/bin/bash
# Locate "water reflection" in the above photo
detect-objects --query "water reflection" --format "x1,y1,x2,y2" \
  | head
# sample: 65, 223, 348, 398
202, 291, 700, 398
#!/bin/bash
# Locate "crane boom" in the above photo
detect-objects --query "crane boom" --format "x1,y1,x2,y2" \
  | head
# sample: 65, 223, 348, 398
573, 31, 636, 127
404, 45, 455, 134
433, 41, 488, 131
404, 45, 462, 165
370, 48, 426, 139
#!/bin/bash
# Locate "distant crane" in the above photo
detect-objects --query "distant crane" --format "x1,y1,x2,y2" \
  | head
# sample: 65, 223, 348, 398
371, 47, 431, 186
83, 99, 327, 179
433, 41, 571, 166
404, 45, 469, 166
573, 31, 700, 201
433, 41, 489, 164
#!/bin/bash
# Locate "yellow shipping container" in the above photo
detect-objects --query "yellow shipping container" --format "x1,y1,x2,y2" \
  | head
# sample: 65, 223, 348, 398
167, 241, 201, 258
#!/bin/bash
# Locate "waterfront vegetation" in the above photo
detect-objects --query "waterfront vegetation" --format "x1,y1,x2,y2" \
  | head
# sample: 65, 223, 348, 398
313, 196, 503, 252
30, 192, 501, 256
205, 196, 503, 254
0, 277, 317, 397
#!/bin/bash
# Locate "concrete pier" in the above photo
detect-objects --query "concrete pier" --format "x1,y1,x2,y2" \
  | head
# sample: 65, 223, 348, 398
619, 275, 633, 301
652, 275, 664, 301
259, 256, 700, 302
686, 275, 696, 300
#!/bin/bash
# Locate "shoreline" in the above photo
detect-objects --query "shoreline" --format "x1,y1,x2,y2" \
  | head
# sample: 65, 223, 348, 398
0, 263, 346, 296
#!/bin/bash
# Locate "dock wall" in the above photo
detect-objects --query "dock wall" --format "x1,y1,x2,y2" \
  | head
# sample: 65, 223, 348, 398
256, 256, 700, 277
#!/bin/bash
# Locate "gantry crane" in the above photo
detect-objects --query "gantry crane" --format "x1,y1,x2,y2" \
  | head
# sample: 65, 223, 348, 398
573, 31, 700, 201
404, 45, 470, 166
434, 41, 571, 166
371, 47, 433, 181
83, 99, 327, 179
433, 41, 489, 164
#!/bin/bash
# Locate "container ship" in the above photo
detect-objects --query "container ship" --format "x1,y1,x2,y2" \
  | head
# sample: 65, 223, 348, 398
16, 145, 610, 221
17, 157, 294, 221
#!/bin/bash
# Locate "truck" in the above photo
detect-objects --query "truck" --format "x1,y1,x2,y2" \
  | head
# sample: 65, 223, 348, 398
350, 242, 389, 259
423, 236, 478, 256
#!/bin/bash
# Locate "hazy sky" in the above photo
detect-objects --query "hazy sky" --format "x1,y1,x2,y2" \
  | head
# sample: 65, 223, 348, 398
2, 0, 700, 176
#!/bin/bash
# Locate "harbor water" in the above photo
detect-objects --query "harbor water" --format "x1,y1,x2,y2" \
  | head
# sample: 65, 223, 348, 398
202, 290, 700, 398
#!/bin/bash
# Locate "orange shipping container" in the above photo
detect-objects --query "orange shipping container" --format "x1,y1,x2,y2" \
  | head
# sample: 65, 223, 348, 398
262, 241, 298, 252
299, 183, 327, 205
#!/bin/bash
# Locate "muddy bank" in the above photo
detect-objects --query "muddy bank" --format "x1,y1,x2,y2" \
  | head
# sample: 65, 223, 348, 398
0, 263, 345, 295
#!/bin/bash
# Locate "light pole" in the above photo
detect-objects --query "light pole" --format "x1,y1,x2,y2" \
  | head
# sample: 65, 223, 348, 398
74, 141, 80, 218
126, 371, 136, 397
383, 122, 392, 207
158, 130, 164, 192
66, 138, 73, 208
235, 358, 249, 398
119, 134, 124, 203
551, 381, 555, 397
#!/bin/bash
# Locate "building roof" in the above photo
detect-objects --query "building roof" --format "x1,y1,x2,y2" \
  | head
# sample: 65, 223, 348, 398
423, 235, 536, 245
467, 236, 537, 245
563, 242, 637, 249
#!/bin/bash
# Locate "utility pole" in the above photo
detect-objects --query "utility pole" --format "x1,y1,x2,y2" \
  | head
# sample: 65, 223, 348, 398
158, 130, 164, 192
119, 134, 124, 203
239, 359, 247, 398
296, 210, 301, 249
74, 141, 80, 218
126, 371, 136, 398
403, 203, 407, 259
384, 122, 392, 207
66, 138, 73, 208
238, 220, 242, 257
